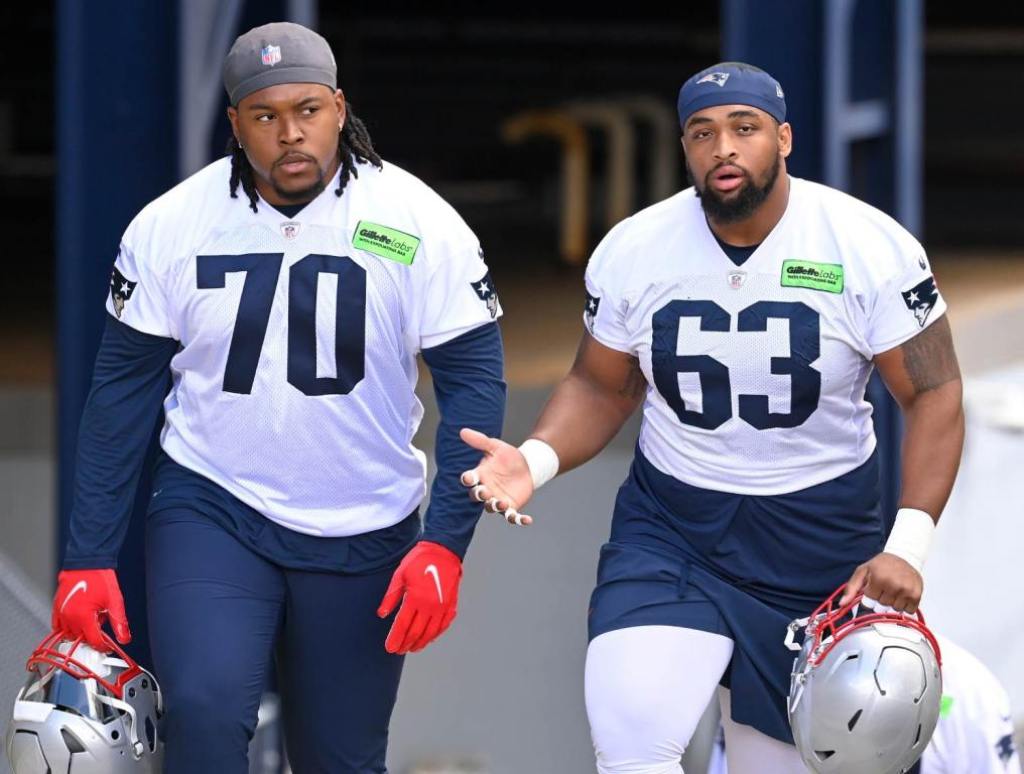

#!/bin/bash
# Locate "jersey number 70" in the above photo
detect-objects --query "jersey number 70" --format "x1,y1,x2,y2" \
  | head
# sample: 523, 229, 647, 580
651, 299, 820, 430
197, 253, 365, 396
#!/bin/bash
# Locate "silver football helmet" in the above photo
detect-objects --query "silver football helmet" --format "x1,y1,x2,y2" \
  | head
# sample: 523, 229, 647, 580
5, 631, 163, 773
785, 586, 942, 774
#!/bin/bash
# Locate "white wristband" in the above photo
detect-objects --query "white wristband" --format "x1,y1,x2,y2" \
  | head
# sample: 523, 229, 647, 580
518, 438, 560, 491
883, 508, 935, 574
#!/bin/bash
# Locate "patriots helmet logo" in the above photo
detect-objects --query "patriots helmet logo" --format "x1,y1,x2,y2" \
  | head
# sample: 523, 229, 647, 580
109, 263, 138, 319
697, 72, 730, 87
471, 272, 499, 319
584, 291, 601, 332
901, 275, 939, 327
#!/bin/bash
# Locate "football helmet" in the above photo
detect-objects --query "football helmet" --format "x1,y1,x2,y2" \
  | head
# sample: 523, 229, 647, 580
785, 585, 942, 774
5, 631, 163, 773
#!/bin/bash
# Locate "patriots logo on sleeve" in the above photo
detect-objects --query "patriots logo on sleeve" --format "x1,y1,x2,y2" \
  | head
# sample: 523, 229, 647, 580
109, 264, 138, 319
901, 275, 938, 328
471, 272, 499, 319
996, 733, 1016, 763
585, 291, 601, 333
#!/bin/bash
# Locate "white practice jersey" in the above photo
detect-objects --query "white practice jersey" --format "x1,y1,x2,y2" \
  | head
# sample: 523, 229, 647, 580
107, 157, 500, 537
926, 636, 1020, 774
708, 636, 1020, 774
584, 176, 946, 495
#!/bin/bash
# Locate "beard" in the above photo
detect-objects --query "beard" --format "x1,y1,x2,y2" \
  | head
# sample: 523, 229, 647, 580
688, 153, 781, 224
270, 165, 329, 203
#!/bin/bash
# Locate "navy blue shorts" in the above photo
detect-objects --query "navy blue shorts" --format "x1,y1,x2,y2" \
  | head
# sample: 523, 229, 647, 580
588, 450, 884, 744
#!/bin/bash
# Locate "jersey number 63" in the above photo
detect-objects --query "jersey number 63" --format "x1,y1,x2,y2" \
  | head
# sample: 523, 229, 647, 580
651, 300, 820, 430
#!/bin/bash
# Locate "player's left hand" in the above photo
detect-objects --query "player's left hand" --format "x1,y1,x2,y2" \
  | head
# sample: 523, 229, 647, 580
377, 541, 463, 654
839, 552, 923, 613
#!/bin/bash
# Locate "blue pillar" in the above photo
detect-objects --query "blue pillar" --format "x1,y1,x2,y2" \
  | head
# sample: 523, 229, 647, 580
56, 0, 313, 686
721, 0, 923, 527
721, 0, 825, 180
56, 0, 179, 667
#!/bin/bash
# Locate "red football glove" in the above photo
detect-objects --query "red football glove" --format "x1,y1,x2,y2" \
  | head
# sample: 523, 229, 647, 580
377, 541, 463, 654
51, 569, 131, 651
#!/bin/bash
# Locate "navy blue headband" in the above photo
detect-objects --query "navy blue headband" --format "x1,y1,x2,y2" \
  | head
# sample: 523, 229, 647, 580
677, 62, 786, 127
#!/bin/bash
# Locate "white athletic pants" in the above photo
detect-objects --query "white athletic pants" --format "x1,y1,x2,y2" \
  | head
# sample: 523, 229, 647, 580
585, 625, 808, 773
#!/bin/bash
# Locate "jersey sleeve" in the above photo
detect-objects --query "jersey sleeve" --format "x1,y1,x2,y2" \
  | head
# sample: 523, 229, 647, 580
930, 686, 1019, 774
104, 222, 174, 338
416, 229, 502, 350
865, 244, 948, 355
964, 678, 1019, 773
583, 224, 633, 353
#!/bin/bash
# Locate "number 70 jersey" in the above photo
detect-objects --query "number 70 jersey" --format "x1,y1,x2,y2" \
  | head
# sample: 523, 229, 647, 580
106, 157, 500, 537
584, 177, 946, 495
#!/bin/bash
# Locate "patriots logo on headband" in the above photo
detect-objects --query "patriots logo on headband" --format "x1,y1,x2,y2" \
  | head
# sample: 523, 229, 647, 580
901, 275, 939, 328
697, 72, 730, 87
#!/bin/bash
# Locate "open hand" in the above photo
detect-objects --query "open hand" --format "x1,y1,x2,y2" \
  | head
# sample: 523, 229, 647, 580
459, 428, 536, 526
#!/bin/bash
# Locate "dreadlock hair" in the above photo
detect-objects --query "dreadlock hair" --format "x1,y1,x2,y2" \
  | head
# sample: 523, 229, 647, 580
228, 108, 383, 213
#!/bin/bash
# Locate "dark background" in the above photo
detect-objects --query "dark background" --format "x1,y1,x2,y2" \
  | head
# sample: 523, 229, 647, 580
3, 4, 1023, 344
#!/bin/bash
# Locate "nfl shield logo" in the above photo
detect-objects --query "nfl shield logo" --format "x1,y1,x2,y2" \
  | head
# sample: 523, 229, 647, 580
727, 270, 746, 290
281, 221, 300, 240
261, 45, 282, 66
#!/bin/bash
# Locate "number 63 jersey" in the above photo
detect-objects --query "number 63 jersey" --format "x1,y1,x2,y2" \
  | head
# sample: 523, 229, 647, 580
106, 157, 500, 537
584, 177, 946, 495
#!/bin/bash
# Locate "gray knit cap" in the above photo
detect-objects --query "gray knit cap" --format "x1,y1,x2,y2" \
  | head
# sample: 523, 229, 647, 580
223, 22, 337, 106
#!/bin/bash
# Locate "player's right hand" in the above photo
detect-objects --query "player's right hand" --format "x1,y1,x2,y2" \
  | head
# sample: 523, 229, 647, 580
839, 552, 923, 614
52, 569, 131, 651
459, 428, 535, 526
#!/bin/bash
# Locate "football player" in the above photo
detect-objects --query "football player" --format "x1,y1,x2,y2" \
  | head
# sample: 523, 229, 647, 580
922, 637, 1020, 774
51, 22, 506, 773
706, 636, 1020, 774
461, 62, 964, 772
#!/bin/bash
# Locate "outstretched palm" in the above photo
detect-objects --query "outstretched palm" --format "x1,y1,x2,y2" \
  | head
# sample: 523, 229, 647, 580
459, 428, 536, 526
